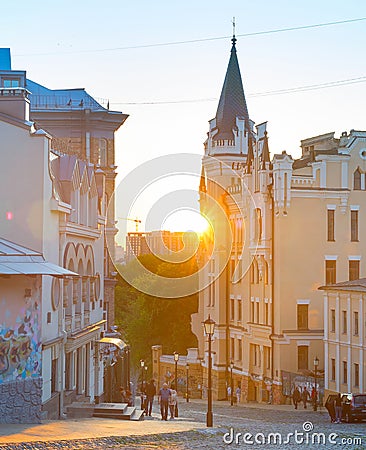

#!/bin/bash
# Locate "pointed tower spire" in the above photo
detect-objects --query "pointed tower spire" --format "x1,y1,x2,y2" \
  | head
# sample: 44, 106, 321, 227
214, 28, 250, 140
246, 136, 254, 172
261, 131, 270, 169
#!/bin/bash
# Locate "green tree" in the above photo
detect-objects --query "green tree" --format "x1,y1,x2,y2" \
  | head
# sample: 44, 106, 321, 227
115, 253, 198, 369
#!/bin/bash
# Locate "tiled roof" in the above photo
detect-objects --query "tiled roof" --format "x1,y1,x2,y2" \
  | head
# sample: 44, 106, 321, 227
26, 79, 106, 112
214, 38, 250, 140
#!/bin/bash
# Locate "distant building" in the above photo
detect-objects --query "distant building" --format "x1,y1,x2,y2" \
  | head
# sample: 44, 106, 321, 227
192, 36, 366, 403
125, 230, 200, 262
320, 279, 366, 397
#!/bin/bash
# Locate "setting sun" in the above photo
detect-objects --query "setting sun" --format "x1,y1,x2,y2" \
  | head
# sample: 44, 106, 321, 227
162, 209, 210, 234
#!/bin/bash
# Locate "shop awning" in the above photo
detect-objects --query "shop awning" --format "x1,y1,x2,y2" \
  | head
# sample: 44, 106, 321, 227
0, 237, 78, 276
98, 337, 127, 350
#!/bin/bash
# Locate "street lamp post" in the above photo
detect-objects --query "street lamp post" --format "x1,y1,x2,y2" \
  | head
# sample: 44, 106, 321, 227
313, 356, 319, 411
186, 363, 189, 402
203, 315, 216, 427
230, 361, 234, 406
174, 352, 179, 391
140, 359, 145, 411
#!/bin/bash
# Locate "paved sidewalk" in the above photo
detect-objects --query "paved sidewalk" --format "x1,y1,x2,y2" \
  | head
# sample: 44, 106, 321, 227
0, 413, 204, 445
0, 398, 325, 446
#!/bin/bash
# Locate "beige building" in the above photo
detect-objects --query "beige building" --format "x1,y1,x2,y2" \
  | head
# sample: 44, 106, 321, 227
192, 36, 366, 403
320, 279, 366, 397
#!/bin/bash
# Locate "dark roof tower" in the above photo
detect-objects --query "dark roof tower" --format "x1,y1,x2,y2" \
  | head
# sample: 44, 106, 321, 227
214, 35, 250, 140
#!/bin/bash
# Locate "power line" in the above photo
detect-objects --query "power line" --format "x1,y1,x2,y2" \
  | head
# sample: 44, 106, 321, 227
15, 17, 366, 57
110, 75, 366, 105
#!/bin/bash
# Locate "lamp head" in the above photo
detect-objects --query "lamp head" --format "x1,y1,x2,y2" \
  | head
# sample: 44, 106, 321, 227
203, 314, 216, 336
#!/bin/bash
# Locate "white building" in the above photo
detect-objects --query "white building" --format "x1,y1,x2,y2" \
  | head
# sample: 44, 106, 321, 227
0, 86, 107, 421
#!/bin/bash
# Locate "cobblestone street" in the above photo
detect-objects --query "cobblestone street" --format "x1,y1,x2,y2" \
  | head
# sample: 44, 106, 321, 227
0, 399, 365, 449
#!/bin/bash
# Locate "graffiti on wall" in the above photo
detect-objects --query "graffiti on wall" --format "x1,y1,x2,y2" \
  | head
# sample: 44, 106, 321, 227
0, 279, 41, 383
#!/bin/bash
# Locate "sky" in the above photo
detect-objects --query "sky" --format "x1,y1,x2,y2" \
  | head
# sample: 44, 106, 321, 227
2, 0, 366, 239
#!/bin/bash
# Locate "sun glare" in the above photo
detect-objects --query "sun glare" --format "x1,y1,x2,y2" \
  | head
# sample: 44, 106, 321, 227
162, 209, 210, 234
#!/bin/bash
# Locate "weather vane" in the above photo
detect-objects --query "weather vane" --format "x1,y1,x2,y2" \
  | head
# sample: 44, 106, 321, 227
231, 17, 237, 45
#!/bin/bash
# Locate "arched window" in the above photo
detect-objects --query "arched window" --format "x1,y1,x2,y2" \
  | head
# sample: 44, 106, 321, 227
354, 168, 361, 190
254, 208, 262, 242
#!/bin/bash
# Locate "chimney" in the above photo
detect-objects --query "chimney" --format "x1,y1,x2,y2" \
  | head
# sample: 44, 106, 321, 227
0, 87, 30, 121
0, 49, 11, 70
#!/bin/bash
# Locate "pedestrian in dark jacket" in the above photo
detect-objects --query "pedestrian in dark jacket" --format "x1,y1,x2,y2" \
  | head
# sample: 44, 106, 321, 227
302, 387, 310, 409
145, 379, 156, 416
293, 387, 301, 409
325, 396, 336, 422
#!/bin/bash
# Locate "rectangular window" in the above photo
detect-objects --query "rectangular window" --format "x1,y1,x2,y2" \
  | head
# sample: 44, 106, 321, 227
255, 302, 259, 323
265, 302, 269, 325
3, 78, 20, 88
250, 301, 255, 322
297, 304, 308, 330
238, 300, 242, 322
238, 339, 242, 361
342, 310, 347, 334
355, 363, 359, 387
349, 260, 360, 281
230, 298, 235, 321
331, 309, 336, 333
298, 346, 308, 371
343, 361, 348, 384
51, 359, 57, 393
327, 209, 335, 241
325, 260, 336, 285
331, 358, 336, 381
231, 338, 235, 360
354, 311, 359, 335
231, 259, 236, 280
351, 210, 359, 241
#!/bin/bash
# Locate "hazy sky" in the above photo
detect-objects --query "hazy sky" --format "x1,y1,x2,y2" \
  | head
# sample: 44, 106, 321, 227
3, 1, 366, 236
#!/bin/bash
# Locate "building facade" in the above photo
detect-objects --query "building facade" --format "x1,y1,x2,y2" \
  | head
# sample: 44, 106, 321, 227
320, 279, 366, 398
0, 48, 128, 330
192, 36, 366, 403
0, 68, 110, 420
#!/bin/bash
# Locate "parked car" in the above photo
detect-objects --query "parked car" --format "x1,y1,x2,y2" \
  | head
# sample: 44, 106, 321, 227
341, 393, 366, 423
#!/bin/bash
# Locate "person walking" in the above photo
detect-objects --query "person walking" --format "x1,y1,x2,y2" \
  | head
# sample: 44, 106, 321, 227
302, 386, 309, 409
293, 386, 301, 410
334, 393, 342, 423
235, 385, 241, 404
169, 388, 178, 419
158, 383, 171, 421
145, 379, 156, 416
311, 387, 317, 411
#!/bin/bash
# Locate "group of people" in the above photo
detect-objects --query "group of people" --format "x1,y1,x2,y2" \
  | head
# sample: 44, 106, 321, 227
139, 379, 178, 420
292, 386, 318, 410
325, 393, 345, 423
227, 385, 241, 404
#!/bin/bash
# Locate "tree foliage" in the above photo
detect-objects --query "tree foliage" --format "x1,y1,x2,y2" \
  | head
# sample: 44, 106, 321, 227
115, 253, 198, 369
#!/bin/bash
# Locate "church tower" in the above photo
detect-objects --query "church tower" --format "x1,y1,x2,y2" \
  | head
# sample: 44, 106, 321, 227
194, 34, 276, 402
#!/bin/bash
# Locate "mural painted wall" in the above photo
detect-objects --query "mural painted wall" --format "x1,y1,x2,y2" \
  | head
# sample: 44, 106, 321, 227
0, 276, 41, 383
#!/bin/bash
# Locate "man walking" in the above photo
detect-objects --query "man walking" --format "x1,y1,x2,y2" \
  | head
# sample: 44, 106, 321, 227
293, 386, 301, 409
158, 383, 171, 421
145, 379, 156, 416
